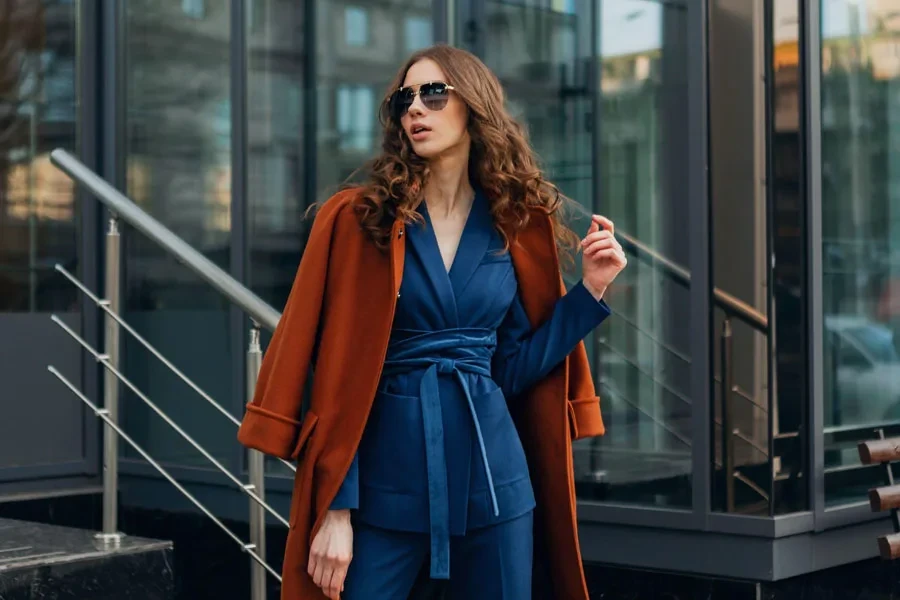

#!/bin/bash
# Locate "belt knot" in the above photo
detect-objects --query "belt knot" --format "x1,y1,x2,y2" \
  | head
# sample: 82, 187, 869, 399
436, 358, 456, 374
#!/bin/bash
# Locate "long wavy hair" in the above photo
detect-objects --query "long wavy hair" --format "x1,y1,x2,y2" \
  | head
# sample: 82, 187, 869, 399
335, 43, 582, 270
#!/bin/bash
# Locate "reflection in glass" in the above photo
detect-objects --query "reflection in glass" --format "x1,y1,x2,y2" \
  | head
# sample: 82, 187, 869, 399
588, 0, 692, 509
247, 0, 307, 477
316, 0, 435, 195
707, 0, 771, 515
122, 0, 233, 468
480, 0, 691, 508
247, 0, 306, 310
345, 6, 369, 47
767, 0, 809, 514
821, 0, 900, 505
0, 0, 78, 312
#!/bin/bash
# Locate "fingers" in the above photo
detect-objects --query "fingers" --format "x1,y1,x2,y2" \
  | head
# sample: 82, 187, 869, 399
582, 228, 615, 248
584, 238, 616, 257
587, 247, 628, 269
326, 565, 348, 599
311, 553, 348, 599
312, 558, 326, 590
584, 231, 622, 257
309, 543, 351, 599
308, 552, 319, 580
589, 248, 620, 259
592, 214, 614, 235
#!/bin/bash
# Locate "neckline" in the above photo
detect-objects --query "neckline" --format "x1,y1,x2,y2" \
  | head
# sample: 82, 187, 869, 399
420, 191, 478, 275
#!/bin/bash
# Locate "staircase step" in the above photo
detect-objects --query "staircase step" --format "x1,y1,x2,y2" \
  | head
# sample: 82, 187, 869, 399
0, 518, 174, 600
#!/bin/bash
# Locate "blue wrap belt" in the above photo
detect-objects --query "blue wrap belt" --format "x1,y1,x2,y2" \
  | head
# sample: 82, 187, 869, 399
381, 328, 500, 580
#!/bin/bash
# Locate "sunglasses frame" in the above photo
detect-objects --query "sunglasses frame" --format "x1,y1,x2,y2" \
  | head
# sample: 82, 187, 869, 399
389, 81, 456, 119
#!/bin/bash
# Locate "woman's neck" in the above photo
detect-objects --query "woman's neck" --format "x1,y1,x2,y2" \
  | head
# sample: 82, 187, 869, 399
423, 149, 474, 218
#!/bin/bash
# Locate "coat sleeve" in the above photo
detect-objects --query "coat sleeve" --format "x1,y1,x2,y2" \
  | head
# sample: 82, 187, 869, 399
561, 275, 608, 440
493, 278, 610, 400
236, 194, 349, 459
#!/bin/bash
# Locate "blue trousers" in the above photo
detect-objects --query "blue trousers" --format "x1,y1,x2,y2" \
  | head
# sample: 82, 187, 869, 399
342, 511, 533, 600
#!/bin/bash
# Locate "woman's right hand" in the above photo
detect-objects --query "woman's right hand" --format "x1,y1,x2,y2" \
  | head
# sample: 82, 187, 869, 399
308, 509, 354, 599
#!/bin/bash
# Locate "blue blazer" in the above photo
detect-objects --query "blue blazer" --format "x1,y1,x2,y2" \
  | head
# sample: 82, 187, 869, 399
328, 189, 609, 578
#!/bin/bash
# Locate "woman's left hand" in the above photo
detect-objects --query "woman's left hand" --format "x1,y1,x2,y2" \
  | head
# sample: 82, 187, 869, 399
581, 215, 627, 301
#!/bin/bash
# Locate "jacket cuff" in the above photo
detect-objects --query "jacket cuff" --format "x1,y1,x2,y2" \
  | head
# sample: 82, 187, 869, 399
568, 397, 605, 440
570, 280, 612, 322
236, 404, 300, 459
329, 451, 360, 510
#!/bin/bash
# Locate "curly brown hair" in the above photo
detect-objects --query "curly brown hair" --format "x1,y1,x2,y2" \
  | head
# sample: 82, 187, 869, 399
334, 43, 582, 270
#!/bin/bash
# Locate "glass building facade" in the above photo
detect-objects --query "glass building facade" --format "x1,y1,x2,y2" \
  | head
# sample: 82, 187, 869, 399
3, 0, 900, 586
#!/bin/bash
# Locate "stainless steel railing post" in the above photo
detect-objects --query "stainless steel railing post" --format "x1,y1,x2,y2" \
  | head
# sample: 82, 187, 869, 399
98, 215, 123, 544
721, 317, 735, 513
247, 323, 266, 600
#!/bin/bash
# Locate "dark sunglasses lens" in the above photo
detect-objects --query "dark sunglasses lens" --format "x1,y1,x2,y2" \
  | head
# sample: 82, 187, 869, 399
421, 83, 449, 111
390, 88, 414, 119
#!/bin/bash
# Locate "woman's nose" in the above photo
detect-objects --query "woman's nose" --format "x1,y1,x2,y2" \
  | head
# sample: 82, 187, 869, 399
407, 94, 426, 117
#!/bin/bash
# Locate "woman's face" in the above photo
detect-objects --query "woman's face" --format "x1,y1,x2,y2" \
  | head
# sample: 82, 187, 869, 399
398, 59, 469, 161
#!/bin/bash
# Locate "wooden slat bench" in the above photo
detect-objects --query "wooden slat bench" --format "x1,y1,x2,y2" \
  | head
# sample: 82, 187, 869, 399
858, 431, 900, 559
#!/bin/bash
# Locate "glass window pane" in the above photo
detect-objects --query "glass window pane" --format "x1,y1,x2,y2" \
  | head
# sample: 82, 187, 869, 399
246, 0, 308, 476
404, 16, 432, 53
592, 0, 692, 509
707, 0, 807, 516
122, 0, 233, 469
821, 0, 900, 506
345, 6, 369, 47
248, 0, 305, 310
0, 1, 79, 312
768, 0, 809, 514
317, 0, 435, 192
182, 0, 205, 19
480, 0, 692, 509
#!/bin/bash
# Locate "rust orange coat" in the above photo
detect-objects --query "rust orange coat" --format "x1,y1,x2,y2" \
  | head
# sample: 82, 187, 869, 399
237, 188, 606, 599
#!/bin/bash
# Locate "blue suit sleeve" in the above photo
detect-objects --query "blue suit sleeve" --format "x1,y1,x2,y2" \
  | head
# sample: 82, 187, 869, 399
328, 451, 359, 510
493, 279, 611, 399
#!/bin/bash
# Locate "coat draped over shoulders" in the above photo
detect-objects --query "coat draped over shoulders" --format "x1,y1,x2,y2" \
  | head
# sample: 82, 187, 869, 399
237, 187, 606, 600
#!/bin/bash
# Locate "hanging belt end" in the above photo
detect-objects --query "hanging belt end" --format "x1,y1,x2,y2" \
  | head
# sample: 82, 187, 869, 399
429, 550, 451, 580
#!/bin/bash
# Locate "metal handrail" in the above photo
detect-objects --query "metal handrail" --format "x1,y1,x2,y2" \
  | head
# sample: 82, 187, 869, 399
602, 305, 692, 366
53, 264, 296, 475
49, 315, 289, 529
592, 223, 772, 513
596, 377, 692, 448
596, 338, 691, 407
50, 148, 281, 598
47, 367, 282, 583
49, 149, 281, 331
616, 230, 768, 332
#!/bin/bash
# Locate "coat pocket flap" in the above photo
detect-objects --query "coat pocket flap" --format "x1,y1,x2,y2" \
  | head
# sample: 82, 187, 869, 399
290, 410, 319, 461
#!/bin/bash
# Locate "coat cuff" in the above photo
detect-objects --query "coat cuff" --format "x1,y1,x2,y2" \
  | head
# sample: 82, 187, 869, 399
568, 397, 605, 440
236, 404, 301, 459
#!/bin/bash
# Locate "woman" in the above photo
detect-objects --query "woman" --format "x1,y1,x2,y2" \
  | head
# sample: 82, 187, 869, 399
237, 44, 626, 600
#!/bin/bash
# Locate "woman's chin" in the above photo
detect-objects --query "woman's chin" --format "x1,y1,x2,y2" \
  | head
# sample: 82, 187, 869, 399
411, 142, 441, 159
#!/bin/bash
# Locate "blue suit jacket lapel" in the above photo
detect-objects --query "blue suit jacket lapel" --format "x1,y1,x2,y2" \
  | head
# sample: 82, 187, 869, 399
448, 189, 493, 297
408, 203, 460, 327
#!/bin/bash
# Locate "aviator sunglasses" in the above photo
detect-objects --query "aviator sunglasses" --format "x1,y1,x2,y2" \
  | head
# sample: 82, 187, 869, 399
388, 81, 456, 120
